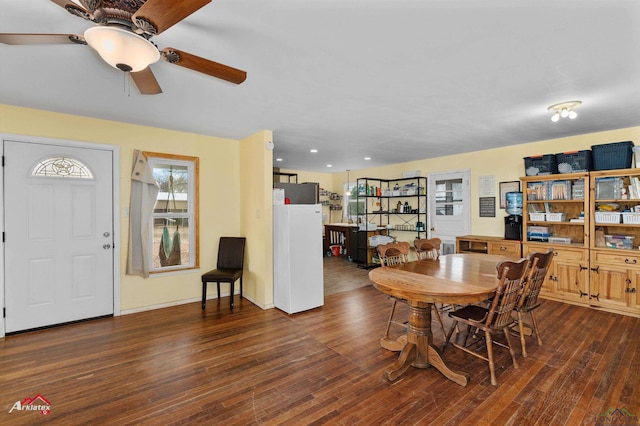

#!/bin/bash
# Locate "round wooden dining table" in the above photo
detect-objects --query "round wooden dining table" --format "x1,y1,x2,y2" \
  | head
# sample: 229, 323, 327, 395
368, 253, 505, 386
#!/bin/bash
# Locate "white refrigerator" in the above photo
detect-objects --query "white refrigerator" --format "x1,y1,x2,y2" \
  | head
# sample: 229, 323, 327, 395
273, 204, 324, 314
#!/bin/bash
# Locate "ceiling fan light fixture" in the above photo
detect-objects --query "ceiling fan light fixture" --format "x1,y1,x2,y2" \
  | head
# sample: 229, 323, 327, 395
84, 26, 160, 72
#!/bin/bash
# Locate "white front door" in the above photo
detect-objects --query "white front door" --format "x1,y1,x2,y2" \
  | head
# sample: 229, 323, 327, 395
428, 170, 471, 254
4, 140, 114, 333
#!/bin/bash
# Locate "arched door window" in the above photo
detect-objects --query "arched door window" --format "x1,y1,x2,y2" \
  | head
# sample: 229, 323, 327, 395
31, 156, 94, 179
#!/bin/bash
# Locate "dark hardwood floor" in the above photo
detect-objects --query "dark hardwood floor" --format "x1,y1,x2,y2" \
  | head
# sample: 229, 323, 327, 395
1, 257, 638, 425
323, 255, 372, 295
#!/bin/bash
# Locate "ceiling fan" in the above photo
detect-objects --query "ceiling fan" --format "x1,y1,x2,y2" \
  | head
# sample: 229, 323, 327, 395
0, 0, 247, 94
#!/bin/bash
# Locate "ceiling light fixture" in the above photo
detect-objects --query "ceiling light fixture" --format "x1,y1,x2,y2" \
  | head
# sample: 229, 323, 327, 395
84, 26, 160, 72
310, 149, 318, 153
548, 100, 582, 122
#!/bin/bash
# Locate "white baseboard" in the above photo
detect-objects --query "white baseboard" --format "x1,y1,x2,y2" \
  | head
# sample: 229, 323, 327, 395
121, 292, 273, 315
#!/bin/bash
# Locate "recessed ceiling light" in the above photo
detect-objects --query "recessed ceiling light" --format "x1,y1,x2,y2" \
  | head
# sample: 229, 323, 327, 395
276, 158, 283, 162
364, 157, 371, 160
310, 149, 318, 153
326, 164, 333, 168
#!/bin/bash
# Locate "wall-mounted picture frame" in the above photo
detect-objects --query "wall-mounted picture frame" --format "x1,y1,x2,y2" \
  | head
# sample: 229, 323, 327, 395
499, 181, 521, 209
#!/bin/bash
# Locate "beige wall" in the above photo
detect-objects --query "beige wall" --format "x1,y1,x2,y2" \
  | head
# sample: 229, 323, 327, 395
277, 168, 338, 222
240, 131, 274, 308
0, 104, 261, 312
2, 103, 639, 315
290, 127, 640, 237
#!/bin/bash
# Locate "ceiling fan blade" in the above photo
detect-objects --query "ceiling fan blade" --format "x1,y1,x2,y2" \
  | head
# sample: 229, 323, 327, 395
0, 33, 85, 45
50, 0, 84, 10
132, 0, 211, 35
49, 0, 92, 20
130, 68, 163, 95
161, 48, 247, 84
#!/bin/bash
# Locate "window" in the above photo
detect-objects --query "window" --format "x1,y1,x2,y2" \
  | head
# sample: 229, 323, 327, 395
31, 156, 93, 179
343, 181, 364, 221
435, 178, 464, 216
144, 152, 199, 272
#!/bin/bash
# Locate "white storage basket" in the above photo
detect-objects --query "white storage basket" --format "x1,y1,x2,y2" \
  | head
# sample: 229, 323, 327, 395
622, 212, 640, 224
529, 213, 546, 221
545, 212, 566, 222
595, 211, 622, 224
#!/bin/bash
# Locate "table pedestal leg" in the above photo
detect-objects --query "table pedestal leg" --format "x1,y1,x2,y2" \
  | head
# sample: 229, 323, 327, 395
380, 335, 407, 352
383, 302, 470, 386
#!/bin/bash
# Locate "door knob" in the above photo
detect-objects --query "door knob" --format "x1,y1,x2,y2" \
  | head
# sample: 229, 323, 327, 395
103, 232, 111, 237
103, 243, 111, 250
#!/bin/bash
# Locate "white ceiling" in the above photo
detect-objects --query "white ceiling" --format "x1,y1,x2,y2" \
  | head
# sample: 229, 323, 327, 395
2, 0, 640, 173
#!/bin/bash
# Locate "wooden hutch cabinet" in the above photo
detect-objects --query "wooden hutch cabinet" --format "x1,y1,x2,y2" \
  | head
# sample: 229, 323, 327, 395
520, 169, 640, 317
588, 168, 640, 316
521, 173, 591, 307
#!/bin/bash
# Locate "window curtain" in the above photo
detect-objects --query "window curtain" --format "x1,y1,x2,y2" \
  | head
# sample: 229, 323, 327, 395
126, 150, 159, 277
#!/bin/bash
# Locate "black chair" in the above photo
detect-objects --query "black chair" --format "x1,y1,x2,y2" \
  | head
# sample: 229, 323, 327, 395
201, 237, 246, 310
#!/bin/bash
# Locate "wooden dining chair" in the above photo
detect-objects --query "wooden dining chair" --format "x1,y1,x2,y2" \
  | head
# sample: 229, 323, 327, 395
413, 238, 446, 337
414, 238, 441, 260
377, 242, 410, 350
443, 257, 529, 386
513, 248, 554, 357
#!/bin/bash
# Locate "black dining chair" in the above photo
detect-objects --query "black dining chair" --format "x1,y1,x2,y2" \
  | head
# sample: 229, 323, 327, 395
201, 237, 246, 311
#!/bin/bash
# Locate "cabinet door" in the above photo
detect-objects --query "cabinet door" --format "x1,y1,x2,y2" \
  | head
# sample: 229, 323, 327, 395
628, 269, 640, 312
541, 270, 554, 296
523, 243, 556, 296
554, 260, 589, 304
590, 263, 630, 311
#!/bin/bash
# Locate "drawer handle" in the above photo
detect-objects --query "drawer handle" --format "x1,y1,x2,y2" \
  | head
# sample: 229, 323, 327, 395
624, 258, 637, 264
553, 251, 559, 256
499, 246, 507, 251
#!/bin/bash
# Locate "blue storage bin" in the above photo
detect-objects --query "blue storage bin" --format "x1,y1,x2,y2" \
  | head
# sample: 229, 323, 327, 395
555, 150, 592, 173
524, 154, 558, 175
591, 141, 634, 170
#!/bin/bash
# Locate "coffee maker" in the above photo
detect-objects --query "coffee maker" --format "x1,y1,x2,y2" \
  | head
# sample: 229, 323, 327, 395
504, 191, 523, 240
